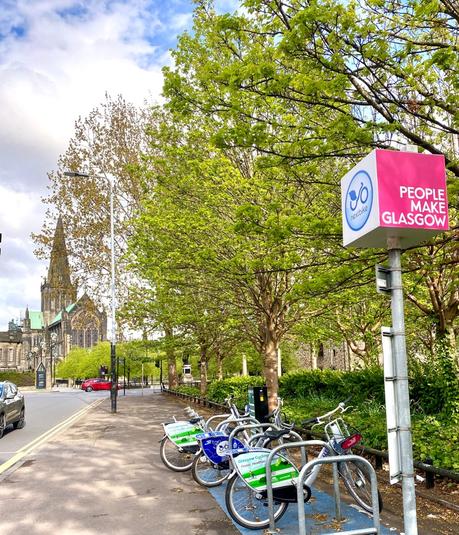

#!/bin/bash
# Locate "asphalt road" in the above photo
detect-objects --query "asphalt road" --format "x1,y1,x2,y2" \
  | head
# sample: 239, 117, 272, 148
0, 387, 156, 466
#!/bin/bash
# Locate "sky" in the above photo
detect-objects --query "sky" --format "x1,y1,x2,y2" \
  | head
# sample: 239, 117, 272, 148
0, 0, 238, 330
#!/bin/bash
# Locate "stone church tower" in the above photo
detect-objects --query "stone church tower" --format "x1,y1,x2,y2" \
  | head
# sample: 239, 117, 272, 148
1, 217, 107, 374
41, 216, 77, 326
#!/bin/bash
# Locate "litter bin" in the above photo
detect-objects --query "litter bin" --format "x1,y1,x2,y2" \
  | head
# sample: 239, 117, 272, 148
247, 386, 269, 422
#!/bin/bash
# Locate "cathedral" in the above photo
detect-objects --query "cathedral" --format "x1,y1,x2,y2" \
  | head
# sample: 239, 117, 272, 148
0, 217, 107, 374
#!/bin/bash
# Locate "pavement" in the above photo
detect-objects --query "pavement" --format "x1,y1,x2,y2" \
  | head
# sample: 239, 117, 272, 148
0, 391, 397, 535
0, 390, 238, 535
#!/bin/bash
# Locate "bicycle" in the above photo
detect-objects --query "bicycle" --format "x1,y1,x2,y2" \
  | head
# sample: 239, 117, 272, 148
159, 407, 206, 472
301, 399, 383, 513
349, 181, 369, 211
191, 396, 256, 487
160, 397, 250, 476
224, 421, 308, 530
223, 399, 382, 530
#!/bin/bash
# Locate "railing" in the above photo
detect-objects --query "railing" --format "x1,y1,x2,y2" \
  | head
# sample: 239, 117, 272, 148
162, 387, 459, 488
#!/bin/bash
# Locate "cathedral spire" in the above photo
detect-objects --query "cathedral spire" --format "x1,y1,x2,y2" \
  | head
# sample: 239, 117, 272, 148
48, 216, 73, 289
41, 216, 77, 325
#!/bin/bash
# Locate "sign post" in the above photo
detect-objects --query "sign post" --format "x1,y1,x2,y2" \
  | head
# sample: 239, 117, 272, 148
36, 362, 46, 389
341, 148, 449, 535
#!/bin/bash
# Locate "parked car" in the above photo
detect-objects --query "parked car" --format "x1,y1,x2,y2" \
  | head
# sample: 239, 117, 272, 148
0, 381, 25, 439
81, 378, 117, 392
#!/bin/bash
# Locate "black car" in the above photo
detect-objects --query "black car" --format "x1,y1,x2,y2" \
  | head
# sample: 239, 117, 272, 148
0, 381, 25, 438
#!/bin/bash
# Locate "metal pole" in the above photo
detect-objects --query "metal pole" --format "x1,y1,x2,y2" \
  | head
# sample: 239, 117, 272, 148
387, 237, 418, 535
109, 177, 117, 413
64, 170, 117, 410
50, 343, 53, 389
160, 359, 163, 390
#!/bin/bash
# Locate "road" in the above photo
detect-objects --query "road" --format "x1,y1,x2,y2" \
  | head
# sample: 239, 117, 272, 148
0, 387, 155, 467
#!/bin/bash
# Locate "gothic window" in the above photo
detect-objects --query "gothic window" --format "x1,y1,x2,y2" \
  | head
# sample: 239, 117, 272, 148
8, 348, 13, 363
71, 310, 101, 349
0, 348, 3, 365
92, 329, 99, 345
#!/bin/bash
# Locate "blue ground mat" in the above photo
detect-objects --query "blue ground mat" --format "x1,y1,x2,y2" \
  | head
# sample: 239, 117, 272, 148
208, 482, 400, 534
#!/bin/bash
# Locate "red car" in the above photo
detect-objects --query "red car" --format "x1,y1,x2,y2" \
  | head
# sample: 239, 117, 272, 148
81, 378, 114, 392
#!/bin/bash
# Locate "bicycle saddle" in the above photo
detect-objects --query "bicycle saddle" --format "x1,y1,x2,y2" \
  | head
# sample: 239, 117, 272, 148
188, 417, 202, 424
264, 428, 290, 440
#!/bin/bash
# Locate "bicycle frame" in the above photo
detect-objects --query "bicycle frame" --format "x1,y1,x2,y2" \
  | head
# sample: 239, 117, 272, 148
303, 407, 363, 488
162, 418, 205, 450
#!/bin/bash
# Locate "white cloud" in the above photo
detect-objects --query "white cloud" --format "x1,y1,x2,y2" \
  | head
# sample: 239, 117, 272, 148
0, 0, 199, 330
0, 186, 47, 325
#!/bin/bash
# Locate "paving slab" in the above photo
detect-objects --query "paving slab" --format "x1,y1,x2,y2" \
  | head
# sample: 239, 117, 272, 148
0, 391, 238, 535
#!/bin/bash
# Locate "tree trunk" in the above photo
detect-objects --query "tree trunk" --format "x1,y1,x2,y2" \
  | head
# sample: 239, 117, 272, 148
262, 326, 279, 411
216, 347, 223, 380
446, 324, 458, 368
200, 350, 208, 397
200, 360, 208, 397
164, 325, 178, 389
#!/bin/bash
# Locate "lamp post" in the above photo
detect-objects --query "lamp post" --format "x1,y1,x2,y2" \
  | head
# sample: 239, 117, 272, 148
50, 332, 58, 387
64, 170, 118, 413
27, 347, 39, 370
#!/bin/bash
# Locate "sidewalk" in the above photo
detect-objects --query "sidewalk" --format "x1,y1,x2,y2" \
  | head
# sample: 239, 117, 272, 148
0, 391, 238, 535
1, 391, 455, 534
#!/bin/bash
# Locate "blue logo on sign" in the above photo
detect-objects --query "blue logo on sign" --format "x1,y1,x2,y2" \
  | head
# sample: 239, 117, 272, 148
345, 170, 373, 231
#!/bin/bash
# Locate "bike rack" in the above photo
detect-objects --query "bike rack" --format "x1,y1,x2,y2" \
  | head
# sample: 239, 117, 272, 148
205, 413, 234, 430
264, 440, 336, 535
296, 455, 381, 535
227, 421, 280, 446
217, 416, 261, 433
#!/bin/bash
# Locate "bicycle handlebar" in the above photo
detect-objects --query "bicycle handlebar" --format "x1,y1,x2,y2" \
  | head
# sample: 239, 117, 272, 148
302, 398, 353, 427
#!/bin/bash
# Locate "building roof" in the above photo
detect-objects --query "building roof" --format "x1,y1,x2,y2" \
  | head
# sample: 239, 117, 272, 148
29, 311, 44, 330
0, 331, 22, 343
50, 303, 76, 326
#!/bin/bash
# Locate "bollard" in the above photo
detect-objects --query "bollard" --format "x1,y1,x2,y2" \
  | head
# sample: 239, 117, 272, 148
424, 458, 435, 489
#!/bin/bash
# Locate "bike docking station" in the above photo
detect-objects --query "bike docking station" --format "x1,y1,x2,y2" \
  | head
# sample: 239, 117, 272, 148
341, 146, 450, 535
223, 422, 384, 535
263, 440, 381, 535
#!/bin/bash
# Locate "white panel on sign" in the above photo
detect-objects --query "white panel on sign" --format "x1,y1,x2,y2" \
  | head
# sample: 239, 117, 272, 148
382, 326, 401, 484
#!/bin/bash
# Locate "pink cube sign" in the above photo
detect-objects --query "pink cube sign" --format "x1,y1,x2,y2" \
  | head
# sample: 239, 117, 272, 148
341, 149, 449, 248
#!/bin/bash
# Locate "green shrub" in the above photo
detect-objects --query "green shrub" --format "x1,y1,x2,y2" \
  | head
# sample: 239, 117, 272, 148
173, 385, 201, 397
409, 359, 450, 414
412, 414, 459, 471
0, 371, 35, 387
206, 376, 265, 408
279, 367, 384, 404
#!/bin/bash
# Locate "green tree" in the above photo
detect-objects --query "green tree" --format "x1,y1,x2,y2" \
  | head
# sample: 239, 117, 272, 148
34, 94, 153, 332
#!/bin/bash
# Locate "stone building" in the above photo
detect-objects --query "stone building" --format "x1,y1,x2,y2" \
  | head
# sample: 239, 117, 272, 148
0, 217, 107, 375
0, 320, 23, 370
297, 341, 355, 371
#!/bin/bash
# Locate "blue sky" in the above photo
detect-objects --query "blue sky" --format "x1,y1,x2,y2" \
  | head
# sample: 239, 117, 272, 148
0, 0, 239, 329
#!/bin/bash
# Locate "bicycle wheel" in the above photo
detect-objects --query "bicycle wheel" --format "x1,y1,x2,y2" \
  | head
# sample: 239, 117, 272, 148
159, 436, 196, 472
225, 474, 289, 530
338, 459, 383, 513
191, 454, 232, 487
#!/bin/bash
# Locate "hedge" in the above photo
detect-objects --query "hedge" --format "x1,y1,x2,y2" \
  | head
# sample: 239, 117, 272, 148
0, 371, 35, 387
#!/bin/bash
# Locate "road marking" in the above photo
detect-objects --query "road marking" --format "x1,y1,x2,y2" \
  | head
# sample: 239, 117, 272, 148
0, 398, 105, 476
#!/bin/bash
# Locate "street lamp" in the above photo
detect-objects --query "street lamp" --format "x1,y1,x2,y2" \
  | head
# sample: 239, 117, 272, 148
64, 170, 118, 413
50, 332, 58, 387
27, 347, 39, 370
